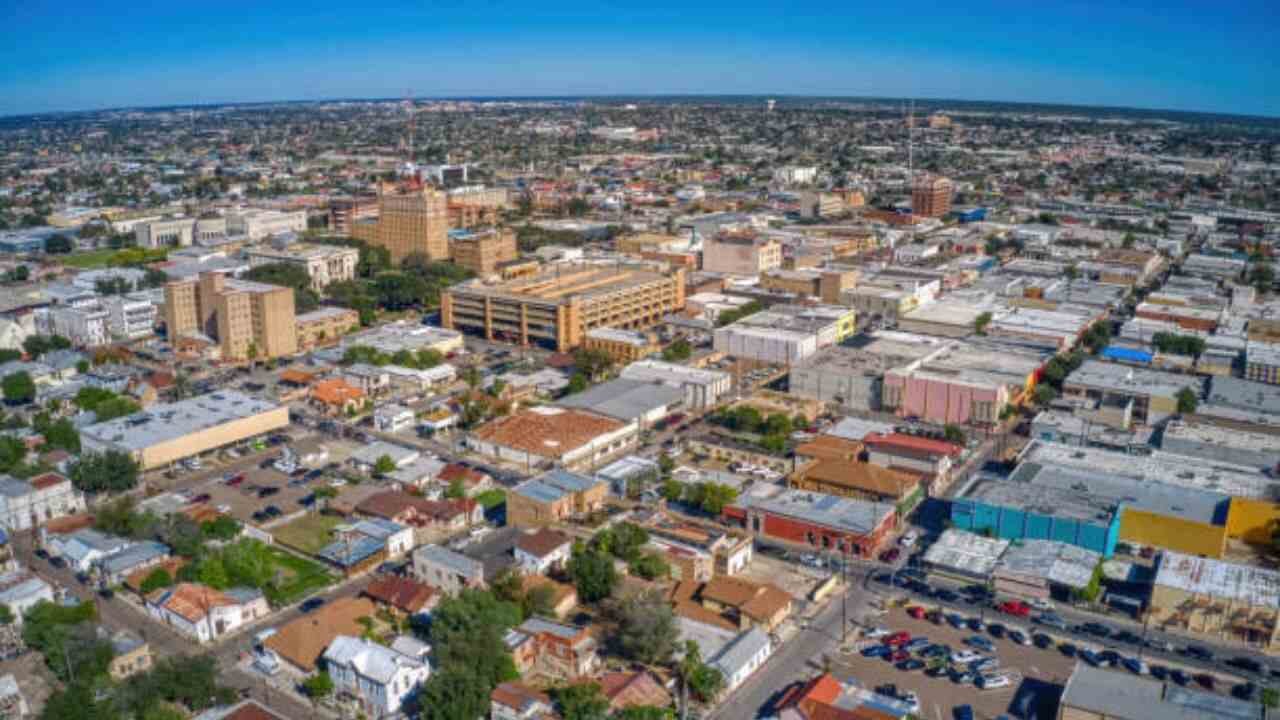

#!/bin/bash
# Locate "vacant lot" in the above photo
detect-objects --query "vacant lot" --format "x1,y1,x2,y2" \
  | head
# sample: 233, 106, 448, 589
60, 248, 117, 268
272, 513, 344, 555
264, 545, 336, 606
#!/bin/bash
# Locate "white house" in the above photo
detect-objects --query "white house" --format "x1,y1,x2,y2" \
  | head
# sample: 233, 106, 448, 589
322, 635, 431, 718
373, 404, 415, 434
709, 626, 773, 691
346, 519, 415, 560
0, 474, 86, 532
0, 571, 54, 623
46, 529, 130, 573
146, 583, 268, 643
513, 528, 573, 576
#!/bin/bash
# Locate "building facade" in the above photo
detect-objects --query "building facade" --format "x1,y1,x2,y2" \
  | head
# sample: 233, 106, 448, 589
912, 174, 954, 218
352, 186, 450, 262
449, 228, 518, 274
163, 271, 297, 361
244, 243, 359, 290
702, 232, 783, 276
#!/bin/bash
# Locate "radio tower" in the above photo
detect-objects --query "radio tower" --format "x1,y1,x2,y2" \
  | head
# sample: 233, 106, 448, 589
404, 90, 416, 165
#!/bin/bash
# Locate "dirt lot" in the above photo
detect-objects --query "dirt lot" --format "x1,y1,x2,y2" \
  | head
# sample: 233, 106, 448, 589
739, 552, 827, 602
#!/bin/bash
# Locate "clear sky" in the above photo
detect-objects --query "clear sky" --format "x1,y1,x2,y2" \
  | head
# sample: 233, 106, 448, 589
2, 0, 1277, 117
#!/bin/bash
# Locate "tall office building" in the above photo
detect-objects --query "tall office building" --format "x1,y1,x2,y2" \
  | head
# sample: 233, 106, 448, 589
449, 228, 518, 275
352, 186, 449, 263
164, 272, 297, 361
912, 175, 954, 218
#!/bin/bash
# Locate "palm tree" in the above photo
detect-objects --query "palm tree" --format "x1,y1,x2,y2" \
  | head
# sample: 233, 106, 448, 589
172, 371, 191, 400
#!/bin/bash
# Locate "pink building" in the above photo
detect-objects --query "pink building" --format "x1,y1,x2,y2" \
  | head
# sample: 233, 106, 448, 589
880, 344, 1048, 426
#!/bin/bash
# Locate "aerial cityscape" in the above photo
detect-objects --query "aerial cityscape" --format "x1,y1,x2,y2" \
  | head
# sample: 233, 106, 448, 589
1, 5, 1279, 720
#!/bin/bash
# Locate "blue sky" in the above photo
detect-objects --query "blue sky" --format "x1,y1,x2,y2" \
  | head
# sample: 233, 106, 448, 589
2, 1, 1277, 117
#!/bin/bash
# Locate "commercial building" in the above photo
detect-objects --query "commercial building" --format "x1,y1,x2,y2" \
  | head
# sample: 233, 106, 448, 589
714, 304, 856, 364
226, 210, 307, 240
134, 217, 196, 248
351, 186, 450, 262
442, 263, 686, 351
582, 328, 658, 363
1247, 341, 1280, 385
1061, 360, 1204, 425
80, 391, 288, 470
701, 231, 783, 276
882, 342, 1050, 425
448, 228, 518, 275
788, 459, 921, 505
1057, 662, 1265, 720
507, 470, 608, 529
295, 307, 360, 350
1149, 551, 1280, 653
788, 331, 947, 411
1201, 375, 1280, 424
1161, 417, 1280, 472
101, 294, 158, 340
163, 271, 297, 361
327, 196, 379, 235
993, 539, 1101, 602
772, 166, 818, 186
468, 406, 637, 472
555, 377, 684, 428
912, 174, 953, 218
619, 360, 732, 411
724, 483, 896, 558
921, 529, 1010, 582
35, 304, 108, 347
244, 242, 359, 291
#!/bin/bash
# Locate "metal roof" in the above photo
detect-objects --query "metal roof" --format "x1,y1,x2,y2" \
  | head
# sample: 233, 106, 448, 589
556, 378, 684, 421
1061, 663, 1262, 720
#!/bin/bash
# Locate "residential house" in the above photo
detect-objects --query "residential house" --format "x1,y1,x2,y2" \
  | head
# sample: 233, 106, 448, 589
107, 630, 152, 680
46, 528, 130, 573
310, 378, 366, 416
412, 544, 486, 594
697, 576, 793, 631
490, 682, 557, 720
599, 671, 673, 713
322, 635, 431, 718
146, 582, 268, 643
507, 470, 607, 529
513, 528, 573, 575
0, 473, 86, 532
506, 617, 600, 681
356, 491, 482, 544
373, 404, 415, 434
362, 576, 439, 617
709, 626, 773, 692
98, 541, 170, 585
192, 700, 290, 720
0, 571, 54, 623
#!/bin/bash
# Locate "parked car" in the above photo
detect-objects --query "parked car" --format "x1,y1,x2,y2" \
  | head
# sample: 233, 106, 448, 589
907, 606, 927, 620
1113, 630, 1142, 645
897, 659, 926, 672
1081, 622, 1113, 638
862, 645, 892, 658
1232, 682, 1258, 701
191, 493, 211, 504
879, 548, 901, 563
1035, 612, 1068, 630
997, 600, 1031, 617
1169, 669, 1190, 686
299, 597, 327, 613
1183, 645, 1214, 661
1193, 674, 1215, 690
50, 557, 66, 569
1030, 598, 1054, 611
987, 623, 1006, 638
883, 631, 911, 647
953, 704, 974, 720
1122, 658, 1149, 675
1032, 633, 1053, 649
935, 589, 959, 603
904, 637, 930, 652
1008, 630, 1029, 646
976, 674, 1011, 690
1227, 656, 1262, 674
887, 650, 910, 664
1059, 643, 1078, 657
864, 627, 890, 640
258, 487, 280, 498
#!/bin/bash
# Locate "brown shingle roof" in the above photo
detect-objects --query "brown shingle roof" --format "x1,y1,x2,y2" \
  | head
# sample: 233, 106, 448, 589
671, 600, 738, 632
794, 436, 865, 462
362, 576, 438, 614
222, 700, 289, 720
599, 671, 673, 710
700, 576, 762, 608
516, 528, 572, 558
264, 597, 376, 672
471, 408, 625, 459
792, 459, 920, 498
741, 585, 793, 624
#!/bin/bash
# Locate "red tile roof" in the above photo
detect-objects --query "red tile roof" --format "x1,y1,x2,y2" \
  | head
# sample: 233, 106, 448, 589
362, 576, 438, 613
863, 432, 962, 457
516, 528, 572, 558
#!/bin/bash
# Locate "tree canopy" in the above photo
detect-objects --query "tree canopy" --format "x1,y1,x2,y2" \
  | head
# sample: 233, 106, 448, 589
69, 450, 140, 493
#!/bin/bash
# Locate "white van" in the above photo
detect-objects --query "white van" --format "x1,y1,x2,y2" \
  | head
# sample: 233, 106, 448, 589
976, 673, 1011, 690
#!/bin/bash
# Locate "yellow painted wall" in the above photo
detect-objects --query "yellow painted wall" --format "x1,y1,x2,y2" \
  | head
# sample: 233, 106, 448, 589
1227, 498, 1280, 545
1119, 508, 1227, 558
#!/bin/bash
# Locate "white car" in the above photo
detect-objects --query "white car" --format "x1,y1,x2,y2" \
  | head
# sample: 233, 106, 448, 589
899, 531, 919, 547
902, 691, 920, 714
864, 627, 890, 639
977, 673, 1011, 690
1031, 598, 1055, 611
950, 649, 982, 664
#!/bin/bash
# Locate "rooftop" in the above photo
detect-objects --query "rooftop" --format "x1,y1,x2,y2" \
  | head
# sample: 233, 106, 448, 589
449, 262, 677, 304
80, 391, 282, 452
995, 539, 1101, 590
1064, 359, 1203, 399
471, 407, 627, 459
921, 529, 1010, 577
1061, 662, 1264, 720
620, 359, 731, 387
736, 484, 895, 536
555, 378, 684, 421
1155, 551, 1280, 609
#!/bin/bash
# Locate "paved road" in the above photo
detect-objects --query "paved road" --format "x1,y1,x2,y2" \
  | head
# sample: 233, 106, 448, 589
710, 568, 875, 720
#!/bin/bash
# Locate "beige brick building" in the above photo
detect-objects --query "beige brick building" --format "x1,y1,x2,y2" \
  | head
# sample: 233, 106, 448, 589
295, 307, 361, 350
449, 228, 518, 275
442, 263, 685, 351
702, 231, 782, 276
352, 186, 449, 262
164, 271, 297, 361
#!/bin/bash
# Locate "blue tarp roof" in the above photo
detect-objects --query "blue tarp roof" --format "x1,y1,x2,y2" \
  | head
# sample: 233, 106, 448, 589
1102, 346, 1152, 363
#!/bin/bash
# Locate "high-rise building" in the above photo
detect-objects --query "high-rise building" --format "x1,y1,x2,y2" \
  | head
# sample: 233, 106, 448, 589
164, 271, 297, 361
912, 174, 954, 218
328, 196, 379, 235
449, 228, 518, 275
352, 186, 449, 263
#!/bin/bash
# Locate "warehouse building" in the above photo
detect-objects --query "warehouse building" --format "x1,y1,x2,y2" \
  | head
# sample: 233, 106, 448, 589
1161, 417, 1280, 472
992, 539, 1101, 603
80, 391, 288, 470
555, 378, 685, 428
619, 360, 732, 411
920, 529, 1009, 583
1149, 551, 1280, 653
467, 407, 637, 472
441, 263, 686, 351
882, 342, 1050, 426
1061, 360, 1205, 425
713, 304, 856, 365
787, 331, 946, 411
1058, 662, 1265, 720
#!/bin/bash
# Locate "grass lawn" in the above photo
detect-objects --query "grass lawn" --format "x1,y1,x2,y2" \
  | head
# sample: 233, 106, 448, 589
272, 513, 344, 555
264, 545, 336, 606
60, 248, 118, 269
475, 489, 506, 510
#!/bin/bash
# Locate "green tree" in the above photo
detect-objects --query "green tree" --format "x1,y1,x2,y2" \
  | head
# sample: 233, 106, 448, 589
973, 312, 993, 335
445, 477, 466, 499
942, 424, 966, 445
421, 589, 522, 720
373, 454, 397, 476
660, 479, 684, 502
2, 371, 35, 404
42, 417, 81, 453
698, 483, 739, 515
553, 682, 610, 720
243, 262, 322, 313
139, 568, 173, 594
68, 450, 140, 493
93, 396, 141, 422
678, 640, 725, 707
602, 589, 679, 665
568, 546, 617, 603
567, 372, 589, 394
1176, 387, 1199, 414
196, 556, 230, 589
1033, 384, 1058, 406
0, 436, 28, 473
45, 234, 74, 254
301, 671, 334, 699
0, 605, 13, 625
662, 338, 692, 362
657, 452, 675, 478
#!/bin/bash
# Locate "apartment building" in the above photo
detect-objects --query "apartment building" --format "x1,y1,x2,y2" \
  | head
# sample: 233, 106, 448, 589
163, 271, 297, 361
912, 174, 954, 218
295, 307, 360, 350
244, 242, 359, 290
35, 304, 108, 347
442, 262, 685, 351
702, 231, 782, 276
0, 474, 86, 532
101, 294, 158, 340
507, 470, 608, 529
352, 186, 450, 262
448, 228, 518, 274
328, 196, 379, 235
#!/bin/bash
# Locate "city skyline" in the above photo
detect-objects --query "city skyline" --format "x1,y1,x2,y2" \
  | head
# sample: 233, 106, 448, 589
3, 0, 1278, 118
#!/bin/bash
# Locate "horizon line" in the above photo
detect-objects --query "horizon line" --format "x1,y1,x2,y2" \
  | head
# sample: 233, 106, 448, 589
5, 92, 1280, 124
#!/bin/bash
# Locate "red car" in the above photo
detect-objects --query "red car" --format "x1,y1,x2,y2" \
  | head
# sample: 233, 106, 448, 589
907, 606, 927, 620
226, 474, 245, 486
888, 650, 910, 663
883, 631, 911, 647
998, 600, 1031, 617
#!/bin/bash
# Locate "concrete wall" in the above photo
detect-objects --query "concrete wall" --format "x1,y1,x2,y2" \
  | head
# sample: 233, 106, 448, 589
136, 405, 290, 470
